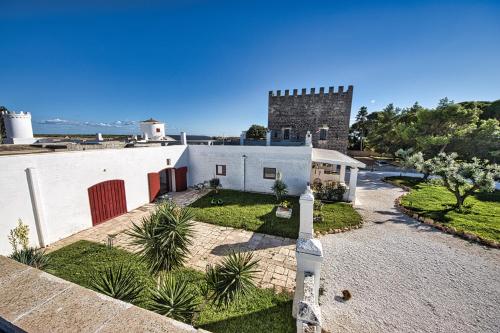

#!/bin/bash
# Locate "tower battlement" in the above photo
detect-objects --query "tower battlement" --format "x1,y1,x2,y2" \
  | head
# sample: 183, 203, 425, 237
268, 85, 353, 97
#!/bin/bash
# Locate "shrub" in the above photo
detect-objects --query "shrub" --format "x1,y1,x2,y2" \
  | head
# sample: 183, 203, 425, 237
205, 251, 260, 307
10, 247, 50, 269
314, 201, 324, 211
313, 182, 346, 202
149, 274, 199, 323
246, 124, 267, 140
279, 200, 291, 209
8, 219, 49, 269
90, 264, 143, 304
271, 179, 288, 202
127, 202, 195, 274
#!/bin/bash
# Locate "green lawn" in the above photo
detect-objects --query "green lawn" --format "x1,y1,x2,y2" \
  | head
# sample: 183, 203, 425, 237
314, 202, 363, 233
46, 240, 294, 333
189, 189, 362, 238
385, 176, 500, 243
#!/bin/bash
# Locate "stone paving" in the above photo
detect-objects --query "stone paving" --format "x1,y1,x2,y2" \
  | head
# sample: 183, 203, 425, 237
47, 189, 296, 291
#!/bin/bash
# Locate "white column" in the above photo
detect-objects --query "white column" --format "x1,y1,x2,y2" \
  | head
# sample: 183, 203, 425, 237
305, 131, 312, 147
348, 167, 359, 202
240, 131, 246, 145
293, 238, 323, 320
299, 186, 314, 239
25, 168, 48, 248
180, 132, 187, 145
266, 130, 271, 146
170, 169, 176, 192
339, 164, 346, 183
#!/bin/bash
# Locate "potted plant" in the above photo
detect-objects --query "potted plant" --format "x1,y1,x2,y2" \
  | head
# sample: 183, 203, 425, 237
276, 200, 292, 219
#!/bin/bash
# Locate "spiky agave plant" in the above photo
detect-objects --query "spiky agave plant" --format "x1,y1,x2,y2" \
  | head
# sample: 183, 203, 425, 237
149, 274, 200, 323
206, 250, 260, 307
90, 264, 143, 304
10, 247, 50, 269
126, 202, 195, 274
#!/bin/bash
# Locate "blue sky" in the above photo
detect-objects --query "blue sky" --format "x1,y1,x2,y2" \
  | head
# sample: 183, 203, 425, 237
1, 0, 499, 136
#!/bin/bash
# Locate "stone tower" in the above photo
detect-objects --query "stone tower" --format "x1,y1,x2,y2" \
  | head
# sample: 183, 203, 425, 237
267, 86, 353, 153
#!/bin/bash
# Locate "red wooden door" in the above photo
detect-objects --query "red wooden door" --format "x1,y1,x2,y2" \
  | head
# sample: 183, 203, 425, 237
88, 180, 127, 226
175, 167, 188, 192
148, 172, 161, 203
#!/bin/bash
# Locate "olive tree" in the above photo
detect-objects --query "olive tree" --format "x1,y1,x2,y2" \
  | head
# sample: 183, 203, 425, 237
428, 153, 499, 210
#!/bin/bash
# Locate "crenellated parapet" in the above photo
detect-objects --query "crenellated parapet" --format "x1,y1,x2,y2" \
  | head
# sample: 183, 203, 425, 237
269, 85, 353, 97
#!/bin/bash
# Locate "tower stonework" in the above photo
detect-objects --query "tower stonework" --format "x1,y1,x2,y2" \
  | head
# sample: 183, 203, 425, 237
267, 85, 353, 153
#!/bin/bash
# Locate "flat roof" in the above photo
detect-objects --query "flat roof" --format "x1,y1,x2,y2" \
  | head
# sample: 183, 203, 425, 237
312, 148, 366, 168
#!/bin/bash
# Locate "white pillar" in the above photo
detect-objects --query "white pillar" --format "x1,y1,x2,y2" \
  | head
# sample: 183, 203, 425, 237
348, 167, 359, 202
96, 133, 103, 141
305, 131, 312, 147
240, 131, 246, 145
25, 168, 48, 248
266, 130, 271, 146
299, 186, 314, 239
180, 132, 187, 145
339, 164, 346, 183
143, 132, 148, 141
293, 238, 323, 320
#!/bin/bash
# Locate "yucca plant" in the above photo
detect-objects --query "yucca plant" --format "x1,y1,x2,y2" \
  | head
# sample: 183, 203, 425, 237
271, 179, 288, 202
127, 202, 195, 274
149, 274, 200, 323
206, 250, 260, 307
10, 247, 50, 269
90, 264, 143, 304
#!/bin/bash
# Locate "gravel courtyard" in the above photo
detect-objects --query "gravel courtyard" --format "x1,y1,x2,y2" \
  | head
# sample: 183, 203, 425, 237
320, 171, 500, 333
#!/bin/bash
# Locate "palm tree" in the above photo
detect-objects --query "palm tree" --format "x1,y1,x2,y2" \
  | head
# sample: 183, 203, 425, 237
127, 202, 195, 274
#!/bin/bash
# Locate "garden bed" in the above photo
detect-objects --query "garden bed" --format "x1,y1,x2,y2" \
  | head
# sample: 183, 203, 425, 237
313, 202, 363, 236
385, 176, 500, 247
45, 240, 295, 333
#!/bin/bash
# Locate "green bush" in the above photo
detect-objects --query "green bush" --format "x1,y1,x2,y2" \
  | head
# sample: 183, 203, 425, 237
271, 179, 288, 202
10, 247, 50, 269
313, 182, 346, 202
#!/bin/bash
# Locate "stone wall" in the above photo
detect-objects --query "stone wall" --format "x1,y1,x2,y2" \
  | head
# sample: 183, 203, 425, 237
268, 86, 353, 153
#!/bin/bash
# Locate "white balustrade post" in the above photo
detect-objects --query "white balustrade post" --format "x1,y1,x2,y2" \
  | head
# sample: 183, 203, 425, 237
305, 131, 312, 147
299, 186, 314, 239
348, 167, 359, 202
266, 130, 271, 146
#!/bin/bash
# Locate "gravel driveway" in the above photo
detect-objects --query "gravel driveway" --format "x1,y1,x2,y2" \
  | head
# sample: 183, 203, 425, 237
320, 171, 500, 333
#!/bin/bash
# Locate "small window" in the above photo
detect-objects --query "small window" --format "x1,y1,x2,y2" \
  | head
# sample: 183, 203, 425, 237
263, 167, 277, 180
166, 158, 171, 166
320, 128, 328, 140
216, 164, 226, 176
156, 128, 161, 133
273, 131, 278, 138
283, 128, 290, 140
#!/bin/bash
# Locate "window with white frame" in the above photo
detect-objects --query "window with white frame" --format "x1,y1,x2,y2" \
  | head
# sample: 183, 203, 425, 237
263, 167, 277, 179
319, 128, 328, 140
216, 164, 226, 176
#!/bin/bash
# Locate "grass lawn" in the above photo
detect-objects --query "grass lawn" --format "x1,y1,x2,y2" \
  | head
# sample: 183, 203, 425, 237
189, 189, 362, 238
385, 176, 500, 243
46, 240, 294, 333
314, 202, 363, 233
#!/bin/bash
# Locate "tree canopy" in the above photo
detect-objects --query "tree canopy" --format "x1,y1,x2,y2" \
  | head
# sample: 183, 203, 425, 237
246, 124, 267, 140
349, 98, 500, 162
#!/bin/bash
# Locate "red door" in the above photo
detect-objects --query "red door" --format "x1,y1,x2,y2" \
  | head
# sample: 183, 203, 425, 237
175, 167, 188, 192
88, 180, 127, 226
148, 172, 160, 203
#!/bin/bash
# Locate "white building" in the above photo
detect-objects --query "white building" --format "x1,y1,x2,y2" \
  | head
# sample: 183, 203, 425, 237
139, 118, 166, 141
0, 143, 364, 255
1, 111, 37, 144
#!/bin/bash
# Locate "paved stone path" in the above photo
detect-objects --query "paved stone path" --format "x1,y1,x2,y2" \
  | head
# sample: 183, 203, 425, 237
319, 171, 500, 333
47, 189, 296, 291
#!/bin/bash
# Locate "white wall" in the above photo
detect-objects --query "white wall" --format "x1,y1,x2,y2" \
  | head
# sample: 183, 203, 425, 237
0, 146, 188, 255
188, 145, 312, 195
